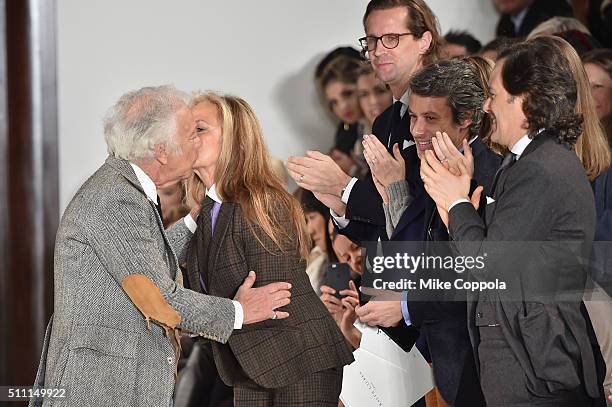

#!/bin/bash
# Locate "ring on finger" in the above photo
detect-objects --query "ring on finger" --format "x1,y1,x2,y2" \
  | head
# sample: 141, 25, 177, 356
299, 174, 304, 182
271, 311, 278, 320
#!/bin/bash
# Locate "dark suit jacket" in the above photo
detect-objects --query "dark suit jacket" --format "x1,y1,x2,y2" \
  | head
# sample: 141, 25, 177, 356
186, 198, 354, 389
449, 133, 599, 398
496, 0, 572, 38
383, 138, 500, 406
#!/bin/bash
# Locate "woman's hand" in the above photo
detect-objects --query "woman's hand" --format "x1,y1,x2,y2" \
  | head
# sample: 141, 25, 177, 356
339, 281, 362, 348
320, 285, 344, 325
362, 135, 405, 187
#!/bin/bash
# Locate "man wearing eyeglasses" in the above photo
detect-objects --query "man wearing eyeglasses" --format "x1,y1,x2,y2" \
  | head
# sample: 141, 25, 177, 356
287, 0, 442, 237
287, 2, 441, 404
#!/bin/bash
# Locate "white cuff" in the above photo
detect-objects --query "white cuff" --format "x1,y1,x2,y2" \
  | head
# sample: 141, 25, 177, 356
183, 214, 197, 233
341, 177, 358, 204
448, 199, 470, 212
232, 300, 243, 329
330, 208, 349, 229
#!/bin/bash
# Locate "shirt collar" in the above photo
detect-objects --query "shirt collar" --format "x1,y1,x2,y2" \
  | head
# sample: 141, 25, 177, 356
393, 89, 411, 117
510, 7, 529, 33
206, 184, 222, 204
510, 134, 532, 159
129, 163, 158, 203
510, 128, 544, 159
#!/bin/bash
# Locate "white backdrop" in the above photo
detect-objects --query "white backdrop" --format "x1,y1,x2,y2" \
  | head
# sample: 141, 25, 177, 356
57, 0, 498, 212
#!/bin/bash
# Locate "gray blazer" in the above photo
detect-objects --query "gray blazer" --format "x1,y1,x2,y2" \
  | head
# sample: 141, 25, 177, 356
30, 157, 236, 407
449, 134, 599, 398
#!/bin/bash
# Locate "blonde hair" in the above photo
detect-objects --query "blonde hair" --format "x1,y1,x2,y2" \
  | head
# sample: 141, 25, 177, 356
528, 17, 591, 39
186, 92, 310, 259
528, 36, 610, 180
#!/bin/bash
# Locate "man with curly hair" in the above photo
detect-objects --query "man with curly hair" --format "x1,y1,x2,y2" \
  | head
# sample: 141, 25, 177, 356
421, 40, 601, 405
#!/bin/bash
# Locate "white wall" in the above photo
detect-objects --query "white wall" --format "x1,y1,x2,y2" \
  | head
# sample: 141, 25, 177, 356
57, 0, 498, 212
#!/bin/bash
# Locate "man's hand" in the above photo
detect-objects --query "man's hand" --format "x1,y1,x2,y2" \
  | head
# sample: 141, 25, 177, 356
355, 288, 403, 328
436, 186, 483, 228
372, 175, 389, 204
234, 271, 292, 324
362, 136, 405, 187
431, 133, 474, 179
420, 150, 471, 212
286, 151, 352, 196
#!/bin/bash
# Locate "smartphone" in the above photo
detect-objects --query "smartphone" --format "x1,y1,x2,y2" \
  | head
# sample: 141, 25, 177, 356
323, 263, 352, 299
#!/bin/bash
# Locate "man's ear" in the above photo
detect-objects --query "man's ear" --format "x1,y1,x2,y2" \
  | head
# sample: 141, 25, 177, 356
459, 112, 474, 131
154, 143, 168, 165
418, 31, 433, 55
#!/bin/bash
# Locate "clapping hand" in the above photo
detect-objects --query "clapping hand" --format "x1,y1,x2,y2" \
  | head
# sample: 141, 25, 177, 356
431, 132, 474, 179
286, 151, 351, 197
362, 135, 405, 187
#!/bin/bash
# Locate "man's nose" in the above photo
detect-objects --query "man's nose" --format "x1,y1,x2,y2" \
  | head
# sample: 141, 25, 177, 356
412, 118, 426, 135
372, 38, 386, 57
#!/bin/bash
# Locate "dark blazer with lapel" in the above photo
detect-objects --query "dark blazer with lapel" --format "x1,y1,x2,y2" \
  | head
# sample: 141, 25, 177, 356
496, 0, 572, 38
449, 133, 599, 398
186, 198, 354, 389
383, 138, 500, 406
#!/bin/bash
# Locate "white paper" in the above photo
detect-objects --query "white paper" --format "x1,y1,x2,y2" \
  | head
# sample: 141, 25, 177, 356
340, 328, 434, 407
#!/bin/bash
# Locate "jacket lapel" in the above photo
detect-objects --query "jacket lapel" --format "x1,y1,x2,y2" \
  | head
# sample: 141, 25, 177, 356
105, 156, 181, 281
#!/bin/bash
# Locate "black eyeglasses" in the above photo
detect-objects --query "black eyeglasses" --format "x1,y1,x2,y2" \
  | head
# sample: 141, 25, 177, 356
358, 33, 414, 52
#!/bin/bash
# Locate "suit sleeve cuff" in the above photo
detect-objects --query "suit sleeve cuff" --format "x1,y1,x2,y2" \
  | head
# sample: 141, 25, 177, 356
183, 214, 197, 233
401, 291, 412, 326
330, 208, 349, 229
341, 177, 358, 204
232, 300, 243, 329
448, 198, 470, 213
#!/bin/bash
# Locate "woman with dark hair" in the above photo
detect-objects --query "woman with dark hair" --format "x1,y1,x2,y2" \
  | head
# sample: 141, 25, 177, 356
185, 92, 353, 406
299, 188, 337, 293
315, 51, 366, 173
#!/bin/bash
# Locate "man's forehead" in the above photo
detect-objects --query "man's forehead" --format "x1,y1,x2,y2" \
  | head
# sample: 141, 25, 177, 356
409, 94, 450, 115
365, 7, 409, 34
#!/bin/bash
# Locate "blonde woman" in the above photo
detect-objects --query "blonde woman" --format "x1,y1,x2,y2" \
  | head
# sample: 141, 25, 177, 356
184, 92, 353, 406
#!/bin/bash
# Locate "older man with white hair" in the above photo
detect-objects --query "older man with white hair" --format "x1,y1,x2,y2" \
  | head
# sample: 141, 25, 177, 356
30, 85, 292, 407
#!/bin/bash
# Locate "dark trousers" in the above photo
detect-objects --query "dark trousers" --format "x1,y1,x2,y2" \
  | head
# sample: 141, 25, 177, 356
478, 326, 590, 407
233, 367, 343, 406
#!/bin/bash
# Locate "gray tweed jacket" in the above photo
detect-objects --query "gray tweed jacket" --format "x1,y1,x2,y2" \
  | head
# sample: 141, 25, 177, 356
30, 157, 236, 407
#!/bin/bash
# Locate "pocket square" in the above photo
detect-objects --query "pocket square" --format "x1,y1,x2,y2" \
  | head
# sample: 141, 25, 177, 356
486, 196, 495, 205
403, 140, 415, 149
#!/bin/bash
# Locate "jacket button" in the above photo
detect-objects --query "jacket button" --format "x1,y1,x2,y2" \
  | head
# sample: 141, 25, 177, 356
477, 312, 483, 318
167, 356, 174, 365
